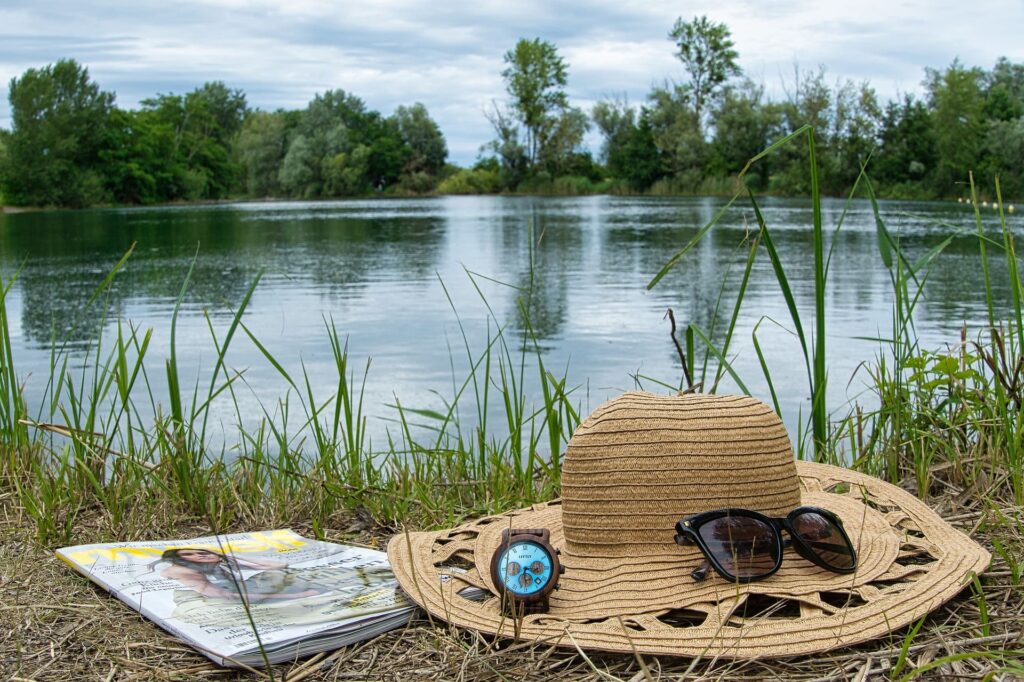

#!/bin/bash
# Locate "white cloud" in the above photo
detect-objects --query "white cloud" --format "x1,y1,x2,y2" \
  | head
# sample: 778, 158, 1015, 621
1, 0, 1022, 164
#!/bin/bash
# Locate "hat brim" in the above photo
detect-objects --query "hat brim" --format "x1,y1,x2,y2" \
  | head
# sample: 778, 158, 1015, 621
388, 461, 990, 659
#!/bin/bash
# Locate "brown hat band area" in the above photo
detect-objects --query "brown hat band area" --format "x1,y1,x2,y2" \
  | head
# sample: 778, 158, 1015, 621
562, 393, 800, 556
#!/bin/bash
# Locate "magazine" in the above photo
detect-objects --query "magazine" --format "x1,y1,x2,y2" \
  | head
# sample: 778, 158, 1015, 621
56, 529, 414, 667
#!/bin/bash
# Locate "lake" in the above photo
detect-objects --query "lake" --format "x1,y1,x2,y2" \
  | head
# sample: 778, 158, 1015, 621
0, 195, 1018, 453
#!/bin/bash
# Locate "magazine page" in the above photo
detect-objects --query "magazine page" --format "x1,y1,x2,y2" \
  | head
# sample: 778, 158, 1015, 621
56, 529, 412, 666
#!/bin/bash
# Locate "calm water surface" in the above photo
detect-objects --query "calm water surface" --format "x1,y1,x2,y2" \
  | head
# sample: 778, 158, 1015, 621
0, 195, 1019, 451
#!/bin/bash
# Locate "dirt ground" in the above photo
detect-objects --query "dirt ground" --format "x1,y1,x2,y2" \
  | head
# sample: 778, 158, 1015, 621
2, 498, 1022, 681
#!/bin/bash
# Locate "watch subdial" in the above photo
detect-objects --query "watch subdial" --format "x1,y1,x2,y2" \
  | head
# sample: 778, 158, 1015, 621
529, 561, 545, 574
519, 572, 533, 588
505, 561, 521, 576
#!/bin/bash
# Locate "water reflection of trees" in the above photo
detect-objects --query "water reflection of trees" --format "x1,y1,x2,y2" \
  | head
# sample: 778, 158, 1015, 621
596, 197, 1014, 381
911, 233, 1016, 331
600, 198, 749, 334
495, 198, 585, 343
1, 197, 1007, 357
0, 205, 444, 346
598, 198, 894, 376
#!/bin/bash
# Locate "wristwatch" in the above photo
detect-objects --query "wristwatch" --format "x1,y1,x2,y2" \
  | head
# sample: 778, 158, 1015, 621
489, 528, 564, 615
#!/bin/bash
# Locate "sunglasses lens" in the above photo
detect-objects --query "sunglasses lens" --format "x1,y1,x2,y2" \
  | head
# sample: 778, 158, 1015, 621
792, 511, 856, 569
697, 515, 779, 579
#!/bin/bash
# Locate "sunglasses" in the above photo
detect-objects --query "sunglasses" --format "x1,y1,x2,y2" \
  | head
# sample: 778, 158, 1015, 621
673, 506, 857, 583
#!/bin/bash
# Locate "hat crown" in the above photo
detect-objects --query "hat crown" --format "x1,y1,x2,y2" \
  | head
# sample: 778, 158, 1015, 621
560, 392, 801, 556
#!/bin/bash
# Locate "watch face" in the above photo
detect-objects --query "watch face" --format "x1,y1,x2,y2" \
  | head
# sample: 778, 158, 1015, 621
496, 540, 554, 596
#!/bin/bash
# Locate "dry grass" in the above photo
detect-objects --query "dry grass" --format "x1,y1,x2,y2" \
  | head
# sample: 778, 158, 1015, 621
2, 487, 1022, 682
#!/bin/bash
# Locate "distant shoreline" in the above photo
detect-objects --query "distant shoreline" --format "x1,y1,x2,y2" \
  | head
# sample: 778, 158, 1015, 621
4, 190, 990, 214
1, 205, 46, 214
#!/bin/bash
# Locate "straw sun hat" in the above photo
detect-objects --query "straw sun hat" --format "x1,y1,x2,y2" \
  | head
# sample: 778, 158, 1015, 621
387, 392, 990, 659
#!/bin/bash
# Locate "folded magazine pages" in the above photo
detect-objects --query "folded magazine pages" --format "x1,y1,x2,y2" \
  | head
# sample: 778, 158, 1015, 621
57, 529, 414, 667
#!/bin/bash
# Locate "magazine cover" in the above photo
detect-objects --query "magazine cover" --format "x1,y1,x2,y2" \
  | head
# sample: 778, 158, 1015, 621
57, 529, 414, 667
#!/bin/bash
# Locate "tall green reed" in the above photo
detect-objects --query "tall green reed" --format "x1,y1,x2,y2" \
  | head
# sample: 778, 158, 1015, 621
0, 237, 581, 543
647, 126, 1023, 507
648, 125, 830, 458
0, 272, 28, 450
848, 173, 1023, 502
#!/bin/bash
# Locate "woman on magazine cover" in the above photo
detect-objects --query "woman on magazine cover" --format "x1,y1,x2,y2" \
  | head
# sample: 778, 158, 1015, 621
160, 548, 323, 601
156, 547, 401, 628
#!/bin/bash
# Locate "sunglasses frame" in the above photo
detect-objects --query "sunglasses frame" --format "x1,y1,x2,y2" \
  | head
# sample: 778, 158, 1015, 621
673, 505, 858, 583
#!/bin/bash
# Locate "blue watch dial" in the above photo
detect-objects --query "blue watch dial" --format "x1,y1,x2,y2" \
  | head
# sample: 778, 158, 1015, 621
497, 540, 554, 596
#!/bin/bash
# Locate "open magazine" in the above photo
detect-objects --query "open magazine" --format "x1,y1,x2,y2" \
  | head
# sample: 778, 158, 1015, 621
57, 529, 414, 667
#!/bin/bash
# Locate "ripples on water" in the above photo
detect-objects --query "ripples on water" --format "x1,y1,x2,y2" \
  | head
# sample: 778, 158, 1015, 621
0, 195, 1018, 453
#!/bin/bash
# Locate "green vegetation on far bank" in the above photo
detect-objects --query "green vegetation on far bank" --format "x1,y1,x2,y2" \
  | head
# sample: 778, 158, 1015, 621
3, 17, 1024, 209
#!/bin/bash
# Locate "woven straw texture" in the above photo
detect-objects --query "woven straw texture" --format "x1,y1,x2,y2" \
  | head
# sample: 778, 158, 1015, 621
388, 392, 990, 659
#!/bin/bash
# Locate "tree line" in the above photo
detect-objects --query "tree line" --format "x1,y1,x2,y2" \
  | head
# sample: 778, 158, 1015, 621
0, 60, 448, 207
462, 18, 1024, 200
1, 18, 1022, 207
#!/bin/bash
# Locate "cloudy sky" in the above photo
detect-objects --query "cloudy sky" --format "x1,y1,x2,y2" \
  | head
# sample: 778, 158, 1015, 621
1, 0, 1021, 165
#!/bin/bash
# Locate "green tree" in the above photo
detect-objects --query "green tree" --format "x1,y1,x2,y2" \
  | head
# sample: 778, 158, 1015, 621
647, 82, 705, 188
592, 97, 636, 164
278, 134, 316, 197
303, 89, 370, 140
874, 94, 937, 194
393, 103, 447, 175
708, 80, 775, 186
617, 110, 664, 190
983, 58, 1024, 122
192, 81, 247, 141
985, 117, 1024, 198
926, 60, 986, 195
98, 108, 166, 204
290, 90, 364, 195
501, 38, 569, 166
236, 110, 290, 197
139, 81, 247, 199
364, 115, 411, 189
668, 16, 741, 135
538, 106, 590, 176
0, 129, 9, 203
484, 101, 528, 188
980, 58, 1024, 197
592, 98, 664, 190
3, 59, 114, 206
323, 144, 372, 195
771, 66, 833, 195
279, 89, 410, 197
436, 156, 503, 194
829, 80, 882, 193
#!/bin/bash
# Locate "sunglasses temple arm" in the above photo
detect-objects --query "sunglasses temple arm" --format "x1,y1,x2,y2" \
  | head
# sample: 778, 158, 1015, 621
674, 530, 710, 582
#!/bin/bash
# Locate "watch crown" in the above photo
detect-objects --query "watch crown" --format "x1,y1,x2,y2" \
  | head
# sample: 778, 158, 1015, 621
559, 565, 566, 575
